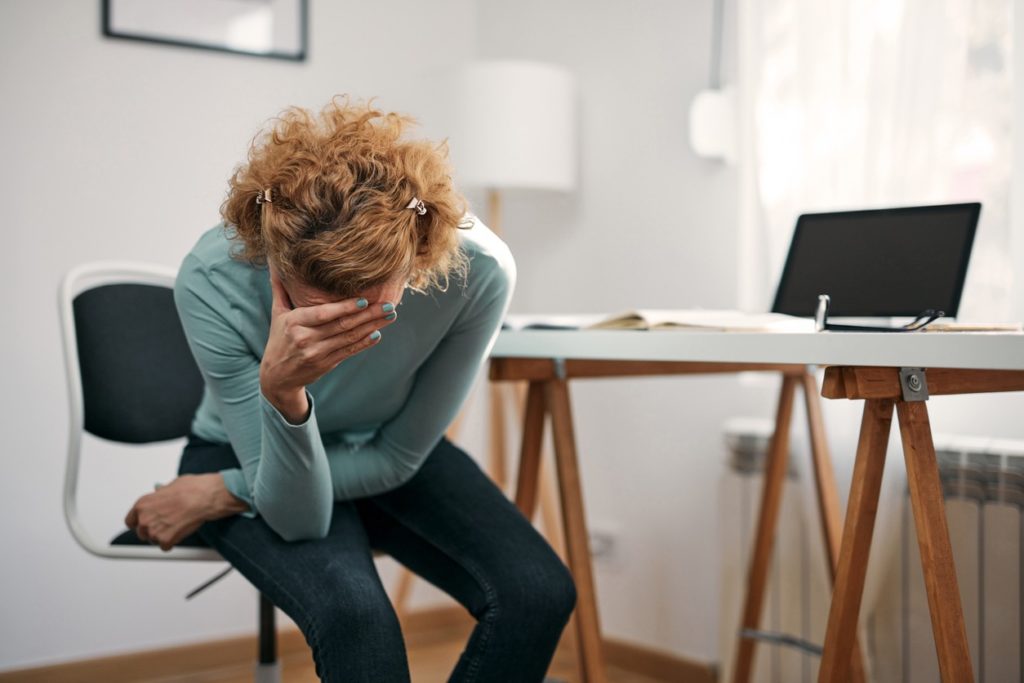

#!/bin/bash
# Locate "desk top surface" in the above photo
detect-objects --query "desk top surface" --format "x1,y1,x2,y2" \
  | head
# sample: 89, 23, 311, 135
491, 330, 1024, 371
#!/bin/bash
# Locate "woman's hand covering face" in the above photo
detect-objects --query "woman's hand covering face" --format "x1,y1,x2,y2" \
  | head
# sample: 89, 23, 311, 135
258, 268, 398, 395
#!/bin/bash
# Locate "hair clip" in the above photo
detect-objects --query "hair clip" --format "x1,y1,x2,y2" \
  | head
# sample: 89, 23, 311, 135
256, 188, 273, 205
405, 197, 427, 215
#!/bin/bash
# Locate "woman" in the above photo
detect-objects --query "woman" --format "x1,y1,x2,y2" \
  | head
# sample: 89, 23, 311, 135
123, 97, 576, 682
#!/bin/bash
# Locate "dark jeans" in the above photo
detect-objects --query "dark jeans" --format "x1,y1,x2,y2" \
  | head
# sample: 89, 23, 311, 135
178, 434, 577, 683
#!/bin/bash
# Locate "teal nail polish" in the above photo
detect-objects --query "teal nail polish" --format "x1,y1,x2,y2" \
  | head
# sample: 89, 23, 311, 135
382, 302, 395, 313
385, 312, 397, 321
356, 298, 368, 309
369, 330, 382, 341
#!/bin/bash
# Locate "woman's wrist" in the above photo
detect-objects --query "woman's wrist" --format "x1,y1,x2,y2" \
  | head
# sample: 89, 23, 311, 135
202, 473, 250, 519
262, 383, 310, 424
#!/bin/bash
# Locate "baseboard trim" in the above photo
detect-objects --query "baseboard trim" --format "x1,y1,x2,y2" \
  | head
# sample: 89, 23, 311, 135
604, 636, 717, 683
0, 628, 307, 683
0, 605, 716, 683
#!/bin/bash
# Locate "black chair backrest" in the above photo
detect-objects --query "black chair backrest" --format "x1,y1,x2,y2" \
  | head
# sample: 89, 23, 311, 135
73, 283, 204, 443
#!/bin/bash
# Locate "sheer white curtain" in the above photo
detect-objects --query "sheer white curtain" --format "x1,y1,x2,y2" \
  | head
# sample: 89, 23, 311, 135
733, 1, 1012, 677
737, 0, 1012, 320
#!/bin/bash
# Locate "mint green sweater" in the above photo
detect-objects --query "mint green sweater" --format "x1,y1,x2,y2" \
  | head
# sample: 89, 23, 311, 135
174, 218, 515, 541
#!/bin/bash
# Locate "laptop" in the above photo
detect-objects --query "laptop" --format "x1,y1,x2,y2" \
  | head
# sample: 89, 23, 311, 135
771, 202, 981, 321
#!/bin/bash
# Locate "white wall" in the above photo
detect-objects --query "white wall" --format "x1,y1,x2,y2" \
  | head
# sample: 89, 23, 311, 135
0, 0, 477, 671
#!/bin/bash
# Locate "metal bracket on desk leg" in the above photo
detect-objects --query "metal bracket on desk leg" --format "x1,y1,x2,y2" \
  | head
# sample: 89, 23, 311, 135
899, 368, 929, 402
553, 357, 567, 380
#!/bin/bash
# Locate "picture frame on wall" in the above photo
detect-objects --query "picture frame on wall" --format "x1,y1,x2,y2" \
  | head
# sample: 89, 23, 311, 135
102, 0, 308, 62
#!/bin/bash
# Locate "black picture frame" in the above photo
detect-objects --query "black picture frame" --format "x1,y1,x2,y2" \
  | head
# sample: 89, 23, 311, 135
102, 0, 308, 62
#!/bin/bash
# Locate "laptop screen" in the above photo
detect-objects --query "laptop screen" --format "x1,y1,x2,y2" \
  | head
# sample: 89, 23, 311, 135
771, 203, 980, 318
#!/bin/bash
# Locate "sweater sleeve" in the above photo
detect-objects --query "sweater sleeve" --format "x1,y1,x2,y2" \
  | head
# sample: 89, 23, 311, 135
324, 250, 515, 500
174, 254, 334, 541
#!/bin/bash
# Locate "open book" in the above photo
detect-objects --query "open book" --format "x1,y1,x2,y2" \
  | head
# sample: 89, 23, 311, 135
920, 321, 1023, 333
503, 309, 816, 333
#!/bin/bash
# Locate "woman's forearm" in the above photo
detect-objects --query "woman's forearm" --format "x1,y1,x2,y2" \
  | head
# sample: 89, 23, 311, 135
247, 390, 335, 541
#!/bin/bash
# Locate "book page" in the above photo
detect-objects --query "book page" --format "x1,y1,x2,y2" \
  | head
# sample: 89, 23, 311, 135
920, 321, 1023, 333
502, 313, 608, 331
591, 309, 816, 332
503, 309, 816, 332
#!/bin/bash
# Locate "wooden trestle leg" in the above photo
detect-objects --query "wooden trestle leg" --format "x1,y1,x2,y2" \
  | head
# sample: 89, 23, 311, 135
734, 372, 866, 683
489, 382, 509, 490
546, 378, 607, 683
515, 381, 546, 518
818, 365, 980, 683
818, 399, 893, 682
732, 374, 797, 683
897, 401, 974, 682
512, 377, 606, 682
801, 374, 868, 683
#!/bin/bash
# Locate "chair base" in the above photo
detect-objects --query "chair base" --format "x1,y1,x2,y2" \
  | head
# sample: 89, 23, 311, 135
254, 661, 282, 683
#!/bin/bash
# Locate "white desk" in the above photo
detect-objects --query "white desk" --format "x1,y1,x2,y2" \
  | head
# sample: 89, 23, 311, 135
493, 329, 1024, 370
488, 329, 1024, 683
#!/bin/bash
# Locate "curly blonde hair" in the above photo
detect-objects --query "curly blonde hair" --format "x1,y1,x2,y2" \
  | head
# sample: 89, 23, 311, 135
221, 96, 470, 297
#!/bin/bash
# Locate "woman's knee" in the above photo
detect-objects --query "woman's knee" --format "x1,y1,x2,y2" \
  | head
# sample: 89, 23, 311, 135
319, 578, 395, 625
498, 556, 577, 625
279, 569, 402, 649
543, 560, 578, 620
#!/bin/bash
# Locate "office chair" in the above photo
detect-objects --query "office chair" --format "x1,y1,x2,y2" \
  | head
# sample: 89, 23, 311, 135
59, 261, 281, 683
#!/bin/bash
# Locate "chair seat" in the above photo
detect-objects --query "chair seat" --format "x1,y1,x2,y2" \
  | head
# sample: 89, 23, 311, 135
111, 529, 386, 556
111, 528, 209, 548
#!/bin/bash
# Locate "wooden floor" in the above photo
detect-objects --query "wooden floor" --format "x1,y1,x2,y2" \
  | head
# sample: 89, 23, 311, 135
143, 626, 664, 683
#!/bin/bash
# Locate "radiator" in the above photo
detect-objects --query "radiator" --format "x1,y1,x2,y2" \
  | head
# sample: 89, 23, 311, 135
871, 436, 1024, 683
718, 422, 1024, 683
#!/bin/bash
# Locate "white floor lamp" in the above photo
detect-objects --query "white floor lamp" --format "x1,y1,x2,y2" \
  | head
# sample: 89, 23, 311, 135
447, 58, 578, 499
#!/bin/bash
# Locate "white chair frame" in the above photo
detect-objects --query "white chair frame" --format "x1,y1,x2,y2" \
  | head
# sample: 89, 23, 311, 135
59, 261, 283, 682
59, 260, 221, 562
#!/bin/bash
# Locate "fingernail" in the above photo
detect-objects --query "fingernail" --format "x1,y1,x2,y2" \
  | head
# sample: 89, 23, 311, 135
369, 330, 382, 341
356, 298, 368, 309
385, 312, 397, 321
382, 302, 395, 313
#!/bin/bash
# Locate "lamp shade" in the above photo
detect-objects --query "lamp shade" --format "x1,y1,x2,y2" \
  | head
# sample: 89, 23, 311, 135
449, 61, 577, 192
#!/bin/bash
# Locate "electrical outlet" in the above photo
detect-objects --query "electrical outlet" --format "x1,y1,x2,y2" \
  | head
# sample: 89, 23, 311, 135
587, 523, 620, 560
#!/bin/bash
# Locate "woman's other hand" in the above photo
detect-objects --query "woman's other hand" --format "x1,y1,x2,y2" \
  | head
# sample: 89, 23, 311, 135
259, 268, 396, 421
124, 474, 247, 551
